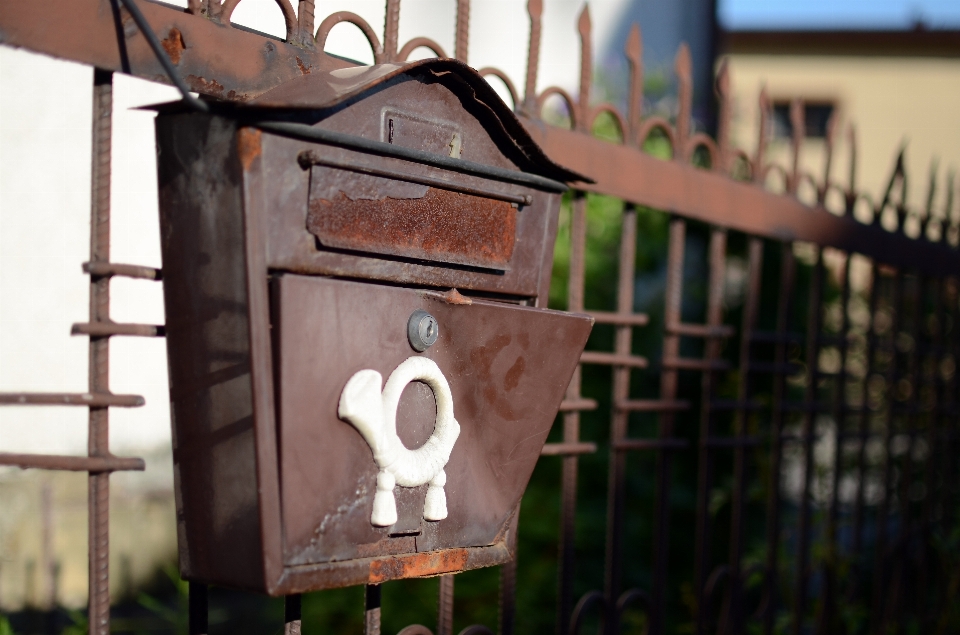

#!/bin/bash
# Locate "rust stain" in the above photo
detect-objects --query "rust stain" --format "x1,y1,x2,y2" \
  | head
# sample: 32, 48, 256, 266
470, 333, 512, 381
161, 28, 186, 65
307, 188, 516, 270
503, 356, 526, 392
187, 75, 225, 97
442, 288, 471, 305
470, 333, 518, 419
236, 128, 262, 171
295, 56, 312, 75
368, 548, 468, 583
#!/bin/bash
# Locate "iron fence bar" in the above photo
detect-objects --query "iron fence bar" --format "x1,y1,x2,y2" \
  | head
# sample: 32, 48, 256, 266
692, 227, 728, 635
938, 279, 959, 536
649, 217, 686, 635
850, 262, 881, 598
438, 575, 455, 635
889, 274, 927, 627
88, 66, 114, 635
917, 276, 943, 628
0, 392, 144, 407
284, 594, 302, 635
939, 277, 960, 623
723, 236, 764, 635
871, 269, 903, 635
888, 273, 925, 628
188, 582, 208, 635
601, 202, 637, 632
557, 191, 588, 635
0, 454, 144, 472
760, 243, 797, 635
365, 584, 382, 635
498, 552, 516, 635
792, 248, 825, 635
816, 251, 852, 635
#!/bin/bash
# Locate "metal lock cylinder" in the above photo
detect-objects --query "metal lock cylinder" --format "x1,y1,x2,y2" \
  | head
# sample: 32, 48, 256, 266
408, 310, 439, 352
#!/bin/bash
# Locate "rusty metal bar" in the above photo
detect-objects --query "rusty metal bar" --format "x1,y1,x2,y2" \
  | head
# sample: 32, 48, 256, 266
616, 399, 690, 412
284, 595, 302, 635
666, 322, 735, 338
0, 392, 144, 407
87, 67, 114, 635
540, 442, 597, 456
588, 311, 650, 327
851, 263, 878, 581
816, 252, 853, 634
499, 555, 516, 635
83, 261, 162, 280
557, 192, 587, 635
649, 217, 686, 635
72, 322, 165, 337
886, 273, 924, 628
188, 582, 208, 635
661, 357, 731, 372
0, 453, 145, 472
559, 399, 598, 412
580, 351, 649, 369
871, 270, 903, 635
761, 243, 797, 635
692, 228, 728, 635
792, 248, 825, 635
438, 575, 455, 635
723, 237, 764, 634
602, 203, 638, 631
365, 584, 381, 635
916, 277, 942, 627
612, 438, 689, 451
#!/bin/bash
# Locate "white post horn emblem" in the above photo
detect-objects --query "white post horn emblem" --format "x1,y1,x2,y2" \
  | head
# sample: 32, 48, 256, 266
338, 356, 461, 527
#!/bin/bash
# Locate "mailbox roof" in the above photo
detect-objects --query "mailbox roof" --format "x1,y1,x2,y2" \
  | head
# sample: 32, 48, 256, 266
248, 58, 588, 184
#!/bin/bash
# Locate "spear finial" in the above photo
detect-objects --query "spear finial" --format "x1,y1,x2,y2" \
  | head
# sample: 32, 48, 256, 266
384, 0, 400, 61
523, 0, 543, 114
626, 24, 643, 144
455, 0, 470, 62
715, 58, 731, 173
577, 4, 593, 132
675, 43, 692, 158
789, 98, 803, 193
754, 85, 770, 182
822, 110, 839, 203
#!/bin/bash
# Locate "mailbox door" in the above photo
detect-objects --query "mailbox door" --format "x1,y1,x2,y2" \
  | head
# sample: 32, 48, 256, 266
271, 275, 592, 569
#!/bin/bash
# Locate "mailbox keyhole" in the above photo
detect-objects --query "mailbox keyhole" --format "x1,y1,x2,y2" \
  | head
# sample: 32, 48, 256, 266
408, 310, 439, 352
388, 118, 395, 144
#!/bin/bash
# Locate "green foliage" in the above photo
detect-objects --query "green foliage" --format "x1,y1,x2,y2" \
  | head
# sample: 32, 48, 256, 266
60, 610, 87, 635
137, 564, 189, 635
0, 615, 13, 635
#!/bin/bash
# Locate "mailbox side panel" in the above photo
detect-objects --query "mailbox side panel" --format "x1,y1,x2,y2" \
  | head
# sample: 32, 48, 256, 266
156, 113, 267, 591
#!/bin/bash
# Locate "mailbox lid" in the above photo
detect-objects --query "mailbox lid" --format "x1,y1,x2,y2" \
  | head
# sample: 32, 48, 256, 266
271, 275, 592, 568
246, 58, 587, 302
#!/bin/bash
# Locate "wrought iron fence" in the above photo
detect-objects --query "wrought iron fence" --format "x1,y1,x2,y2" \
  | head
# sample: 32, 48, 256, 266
0, 0, 958, 633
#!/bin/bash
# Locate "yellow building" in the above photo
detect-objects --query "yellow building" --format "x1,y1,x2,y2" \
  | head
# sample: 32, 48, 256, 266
721, 30, 960, 214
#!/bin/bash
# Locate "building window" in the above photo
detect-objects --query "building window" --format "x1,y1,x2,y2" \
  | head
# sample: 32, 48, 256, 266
771, 101, 835, 139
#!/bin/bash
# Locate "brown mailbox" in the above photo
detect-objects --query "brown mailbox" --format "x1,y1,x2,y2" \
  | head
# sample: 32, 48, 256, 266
155, 59, 593, 595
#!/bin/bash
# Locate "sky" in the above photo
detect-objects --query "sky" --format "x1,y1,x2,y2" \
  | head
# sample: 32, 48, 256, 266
719, 0, 960, 30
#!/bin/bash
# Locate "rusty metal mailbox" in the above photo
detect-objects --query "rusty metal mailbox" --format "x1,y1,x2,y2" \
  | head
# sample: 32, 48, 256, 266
155, 59, 593, 595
